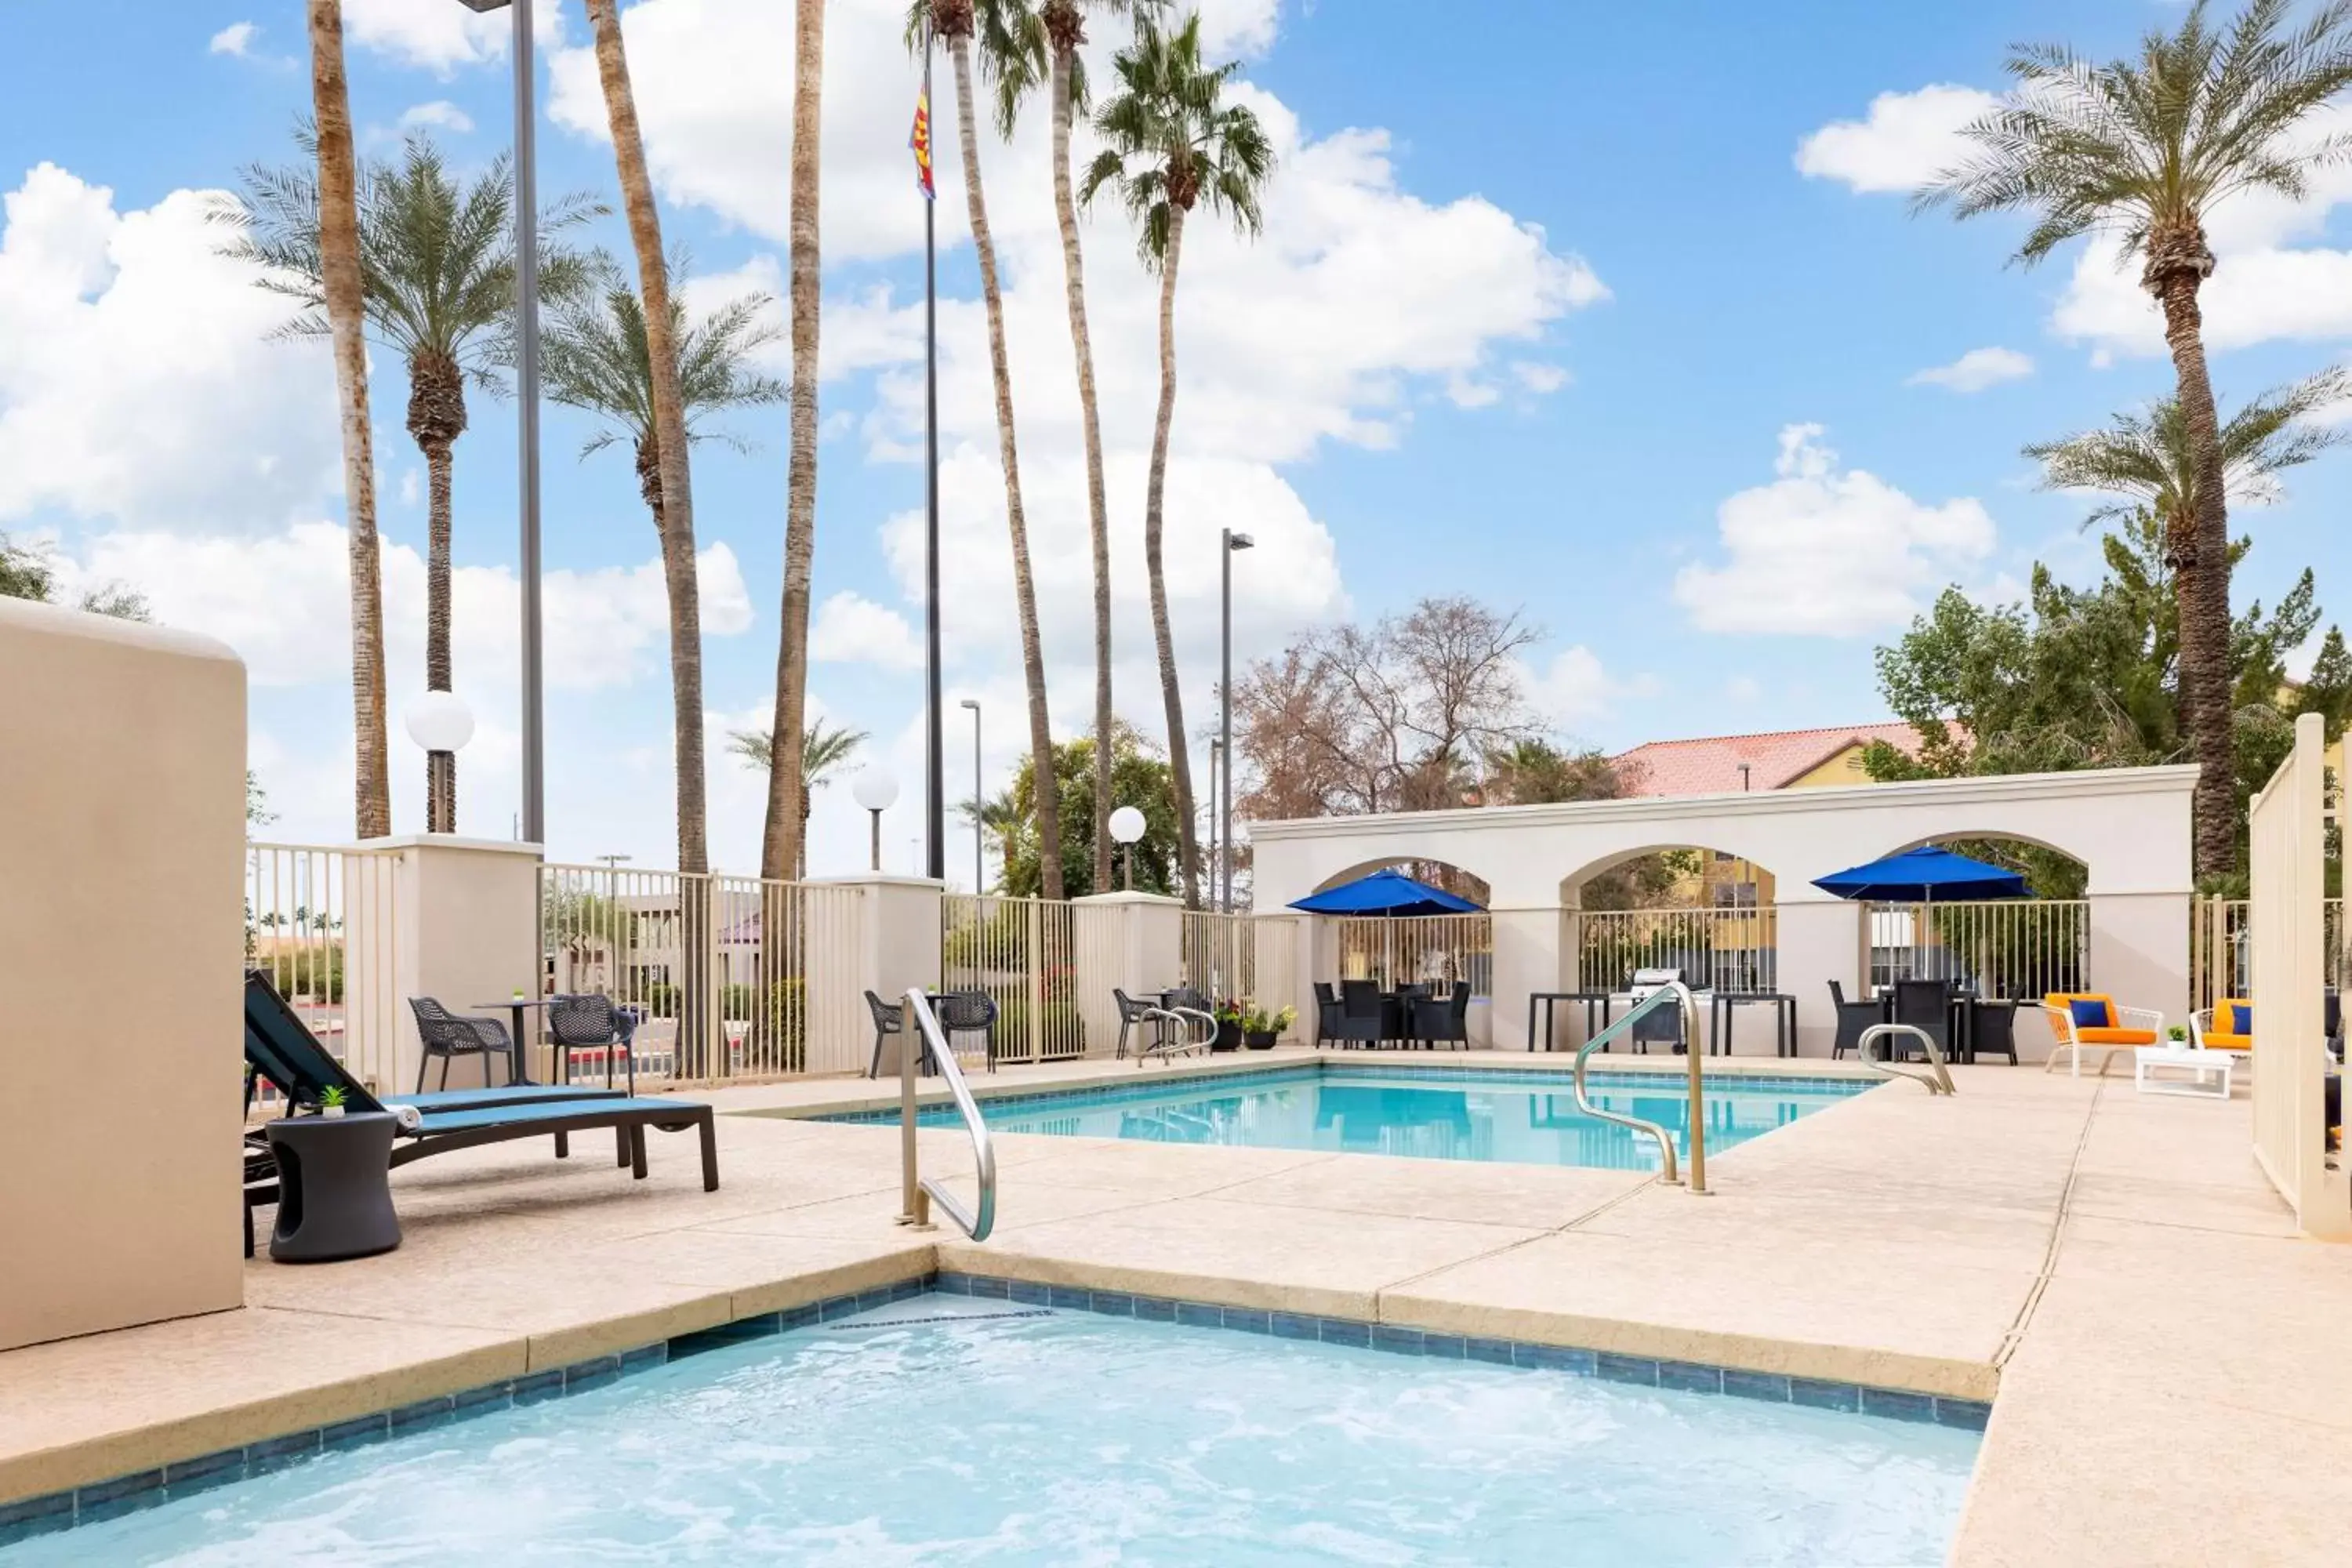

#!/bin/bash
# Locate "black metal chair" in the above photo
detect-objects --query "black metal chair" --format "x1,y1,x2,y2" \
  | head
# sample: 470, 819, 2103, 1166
1827, 980, 1882, 1061
1969, 999, 2020, 1065
863, 989, 906, 1079
1114, 988, 1157, 1060
1313, 982, 1342, 1047
1410, 986, 1472, 1050
936, 989, 999, 1073
546, 993, 637, 1094
1892, 980, 1953, 1062
1330, 979, 1398, 1048
408, 996, 514, 1092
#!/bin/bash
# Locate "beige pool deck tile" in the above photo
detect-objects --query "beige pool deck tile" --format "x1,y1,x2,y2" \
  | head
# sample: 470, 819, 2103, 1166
1204, 1155, 1646, 1229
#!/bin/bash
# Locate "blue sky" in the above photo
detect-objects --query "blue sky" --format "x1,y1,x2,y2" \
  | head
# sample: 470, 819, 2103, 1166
3, 0, 2347, 877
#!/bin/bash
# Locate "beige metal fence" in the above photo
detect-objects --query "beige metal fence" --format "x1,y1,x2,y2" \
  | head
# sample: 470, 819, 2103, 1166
245, 841, 401, 1104
1573, 906, 1777, 994
1181, 911, 1305, 1036
539, 864, 866, 1084
1861, 898, 2088, 1001
940, 895, 1120, 1063
1336, 914, 1492, 996
2194, 897, 2345, 1010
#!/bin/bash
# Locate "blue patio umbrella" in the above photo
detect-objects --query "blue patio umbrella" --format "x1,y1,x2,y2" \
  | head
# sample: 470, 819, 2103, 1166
1811, 844, 2029, 902
1287, 867, 1485, 916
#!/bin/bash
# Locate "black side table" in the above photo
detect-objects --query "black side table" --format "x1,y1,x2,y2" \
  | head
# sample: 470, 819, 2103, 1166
267, 1112, 401, 1263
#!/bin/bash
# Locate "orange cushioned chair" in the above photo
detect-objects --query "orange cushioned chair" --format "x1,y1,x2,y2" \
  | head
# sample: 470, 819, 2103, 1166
2042, 993, 2163, 1079
2193, 999, 2253, 1055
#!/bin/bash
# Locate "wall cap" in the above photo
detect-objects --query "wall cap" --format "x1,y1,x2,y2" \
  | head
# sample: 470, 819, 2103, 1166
359, 833, 544, 857
1073, 891, 1185, 907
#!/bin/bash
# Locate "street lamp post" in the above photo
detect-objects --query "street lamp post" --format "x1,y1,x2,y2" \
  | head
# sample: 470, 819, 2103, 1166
853, 769, 901, 874
1109, 806, 1146, 892
1207, 735, 1222, 912
959, 698, 982, 894
459, 0, 543, 847
1220, 529, 1254, 913
404, 691, 477, 834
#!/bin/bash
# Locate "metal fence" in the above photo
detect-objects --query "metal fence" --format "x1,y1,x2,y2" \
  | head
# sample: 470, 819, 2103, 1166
245, 841, 401, 1105
1181, 911, 1304, 1035
539, 864, 866, 1083
1335, 914, 1493, 997
2194, 896, 2346, 1010
1861, 898, 2088, 1001
1573, 906, 1777, 994
940, 895, 1123, 1064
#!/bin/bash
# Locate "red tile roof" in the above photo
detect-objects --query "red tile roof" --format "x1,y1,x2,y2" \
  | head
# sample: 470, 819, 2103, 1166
1610, 723, 1929, 798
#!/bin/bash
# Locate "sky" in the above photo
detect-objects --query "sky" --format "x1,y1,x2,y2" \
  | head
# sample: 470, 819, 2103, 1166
4, 0, 2350, 881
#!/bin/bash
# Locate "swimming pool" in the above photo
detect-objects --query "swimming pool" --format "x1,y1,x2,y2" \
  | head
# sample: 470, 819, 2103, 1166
879, 1065, 1871, 1170
5, 1290, 1977, 1565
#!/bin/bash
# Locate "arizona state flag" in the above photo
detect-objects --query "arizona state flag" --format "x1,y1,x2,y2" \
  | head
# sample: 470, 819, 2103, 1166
909, 92, 935, 201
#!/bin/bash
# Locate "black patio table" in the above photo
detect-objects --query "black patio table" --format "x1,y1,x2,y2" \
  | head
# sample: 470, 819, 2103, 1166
1526, 990, 1612, 1053
1711, 992, 1798, 1058
1868, 988, 1981, 1063
471, 996, 554, 1086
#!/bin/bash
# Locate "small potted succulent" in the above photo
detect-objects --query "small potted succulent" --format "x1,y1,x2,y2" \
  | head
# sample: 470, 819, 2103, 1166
318, 1084, 350, 1120
1241, 1002, 1294, 1050
1210, 999, 1246, 1053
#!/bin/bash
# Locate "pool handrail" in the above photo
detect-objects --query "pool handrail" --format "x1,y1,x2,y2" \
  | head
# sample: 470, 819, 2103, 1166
1853, 1022, 1957, 1096
898, 989, 998, 1241
1570, 979, 1706, 1191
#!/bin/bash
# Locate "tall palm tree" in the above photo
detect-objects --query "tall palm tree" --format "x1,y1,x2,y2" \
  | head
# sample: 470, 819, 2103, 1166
1918, 0, 2352, 877
582, 0, 707, 881
304, 1, 389, 840
909, 0, 1065, 898
988, 0, 1163, 895
225, 135, 599, 833
760, 0, 828, 885
728, 718, 869, 879
1081, 13, 1272, 906
539, 254, 786, 841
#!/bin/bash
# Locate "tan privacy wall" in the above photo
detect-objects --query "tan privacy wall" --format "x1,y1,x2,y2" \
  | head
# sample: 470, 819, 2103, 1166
0, 598, 247, 1350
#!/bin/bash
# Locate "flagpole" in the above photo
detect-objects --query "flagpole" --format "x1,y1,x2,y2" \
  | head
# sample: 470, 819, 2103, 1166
920, 22, 946, 884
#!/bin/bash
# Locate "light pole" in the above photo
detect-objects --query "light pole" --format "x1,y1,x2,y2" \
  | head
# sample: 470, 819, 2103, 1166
1220, 529, 1254, 913
458, 0, 543, 846
1207, 735, 1222, 910
404, 691, 477, 834
853, 769, 900, 874
959, 698, 982, 894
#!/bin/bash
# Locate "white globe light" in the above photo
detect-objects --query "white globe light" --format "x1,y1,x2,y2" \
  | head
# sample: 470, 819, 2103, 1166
404, 690, 475, 754
1109, 805, 1147, 844
851, 768, 901, 813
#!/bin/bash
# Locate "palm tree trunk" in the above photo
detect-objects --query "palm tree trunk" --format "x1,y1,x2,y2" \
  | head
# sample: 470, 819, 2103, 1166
762, 0, 823, 884
1146, 203, 1199, 908
1051, 40, 1116, 895
953, 36, 1063, 900
421, 433, 457, 832
2153, 259, 2236, 880
307, 0, 390, 840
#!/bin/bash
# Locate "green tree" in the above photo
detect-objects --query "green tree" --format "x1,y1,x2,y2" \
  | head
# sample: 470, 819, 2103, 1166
0, 534, 148, 619
981, 723, 1180, 896
226, 132, 600, 832
1917, 0, 2352, 877
1082, 12, 1273, 906
726, 717, 869, 880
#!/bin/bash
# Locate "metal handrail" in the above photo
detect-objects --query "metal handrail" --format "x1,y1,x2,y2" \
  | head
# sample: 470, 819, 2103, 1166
1570, 980, 1707, 1191
898, 989, 997, 1241
1135, 1004, 1218, 1066
1855, 1023, 1957, 1096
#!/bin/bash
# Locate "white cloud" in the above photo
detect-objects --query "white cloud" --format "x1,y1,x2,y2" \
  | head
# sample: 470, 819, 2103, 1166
1195, 0, 1285, 58
810, 590, 924, 671
0, 164, 339, 532
1907, 346, 2033, 393
398, 100, 476, 136
1674, 424, 1997, 636
1512, 361, 1569, 394
209, 21, 258, 57
342, 0, 553, 74
1795, 85, 1998, 194
1523, 645, 1624, 729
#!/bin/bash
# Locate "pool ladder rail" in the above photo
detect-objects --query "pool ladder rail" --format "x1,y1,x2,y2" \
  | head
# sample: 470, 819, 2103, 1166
1571, 980, 1708, 1192
1853, 1023, 1958, 1097
896, 989, 997, 1242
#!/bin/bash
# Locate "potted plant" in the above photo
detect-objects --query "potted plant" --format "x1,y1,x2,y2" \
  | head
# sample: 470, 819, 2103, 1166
2166, 1025, 2190, 1049
1210, 999, 1245, 1053
318, 1084, 349, 1120
1241, 1002, 1294, 1050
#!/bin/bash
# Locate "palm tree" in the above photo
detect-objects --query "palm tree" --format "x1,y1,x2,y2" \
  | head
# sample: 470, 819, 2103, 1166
988, 0, 1163, 895
760, 0, 829, 885
909, 1, 1066, 898
225, 136, 599, 833
304, 0, 390, 840
581, 0, 708, 882
1081, 13, 1273, 906
1917, 0, 2352, 877
728, 718, 868, 879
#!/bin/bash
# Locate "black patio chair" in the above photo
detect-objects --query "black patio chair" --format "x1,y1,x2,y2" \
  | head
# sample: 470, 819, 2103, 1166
1410, 986, 1472, 1051
1313, 982, 1343, 1047
864, 989, 907, 1079
1828, 979, 1883, 1061
546, 993, 637, 1094
1969, 999, 2020, 1065
408, 996, 515, 1092
1892, 980, 1953, 1062
1330, 979, 1398, 1048
936, 989, 999, 1073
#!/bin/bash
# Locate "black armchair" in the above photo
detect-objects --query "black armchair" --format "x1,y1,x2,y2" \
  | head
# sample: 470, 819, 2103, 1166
1329, 979, 1399, 1048
546, 993, 637, 1094
935, 989, 999, 1073
408, 996, 514, 1092
1313, 982, 1342, 1047
1890, 980, 1952, 1062
1827, 980, 1882, 1061
1410, 987, 1472, 1051
1969, 999, 2020, 1065
863, 989, 906, 1079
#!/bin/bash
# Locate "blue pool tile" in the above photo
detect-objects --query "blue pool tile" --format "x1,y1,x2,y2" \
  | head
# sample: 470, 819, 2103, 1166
1222, 1308, 1273, 1335
817, 1294, 866, 1322
620, 1345, 667, 1375
1418, 1335, 1468, 1361
74, 1469, 167, 1526
969, 1276, 1013, 1301
1860, 1388, 1938, 1425
1317, 1319, 1371, 1348
1005, 1279, 1052, 1307
1047, 1286, 1091, 1310
163, 1446, 247, 1489
1658, 1361, 1724, 1394
1087, 1291, 1136, 1318
512, 1370, 567, 1407
564, 1356, 622, 1395
1722, 1370, 1792, 1403
320, 1414, 389, 1452
855, 1288, 898, 1312
1514, 1343, 1596, 1375
777, 1305, 821, 1331
245, 1429, 324, 1473
1788, 1378, 1860, 1414
1595, 1353, 1660, 1387
1269, 1312, 1319, 1341
890, 1277, 927, 1301
1934, 1399, 1992, 1432
1370, 1324, 1424, 1355
0, 1490, 74, 1547
1465, 1338, 1516, 1367
1173, 1301, 1222, 1329
934, 1271, 975, 1295
1132, 1296, 1176, 1323
387, 1395, 456, 1432
452, 1384, 512, 1416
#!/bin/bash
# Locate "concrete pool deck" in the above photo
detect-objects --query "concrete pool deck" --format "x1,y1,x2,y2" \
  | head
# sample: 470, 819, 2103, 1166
2, 1047, 2347, 1563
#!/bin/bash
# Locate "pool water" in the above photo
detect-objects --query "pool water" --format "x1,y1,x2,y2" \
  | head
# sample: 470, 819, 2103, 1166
911, 1067, 1871, 1170
8, 1295, 1977, 1566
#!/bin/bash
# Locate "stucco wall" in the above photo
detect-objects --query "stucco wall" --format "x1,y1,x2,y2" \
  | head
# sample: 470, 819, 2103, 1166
0, 599, 246, 1351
